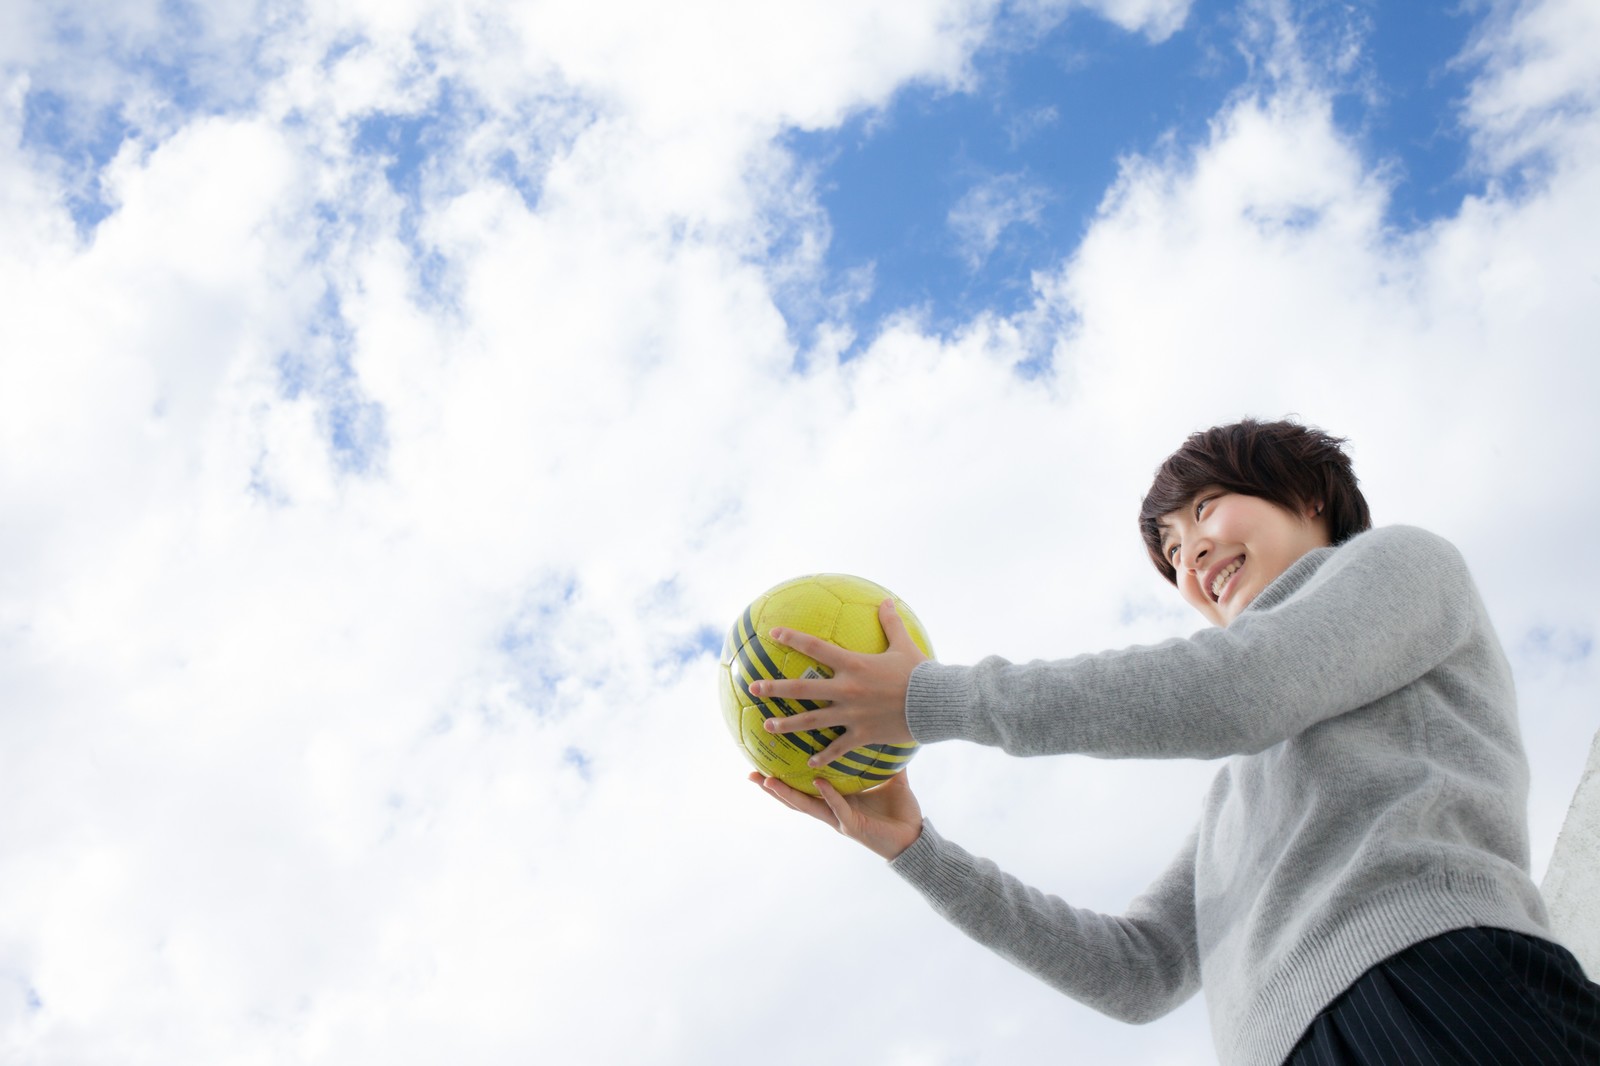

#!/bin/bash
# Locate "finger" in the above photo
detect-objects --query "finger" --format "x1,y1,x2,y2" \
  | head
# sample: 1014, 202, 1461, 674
814, 778, 853, 826
879, 598, 916, 650
761, 709, 842, 735
749, 771, 796, 795
767, 626, 847, 668
748, 676, 832, 704
805, 731, 859, 769
753, 777, 805, 814
761, 775, 839, 825
764, 780, 812, 813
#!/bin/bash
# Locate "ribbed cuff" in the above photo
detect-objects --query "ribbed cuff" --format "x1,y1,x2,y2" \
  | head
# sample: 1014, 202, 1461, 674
888, 820, 977, 900
906, 661, 980, 744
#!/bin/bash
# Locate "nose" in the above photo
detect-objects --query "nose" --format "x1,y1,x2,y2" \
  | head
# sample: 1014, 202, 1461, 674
1178, 536, 1211, 572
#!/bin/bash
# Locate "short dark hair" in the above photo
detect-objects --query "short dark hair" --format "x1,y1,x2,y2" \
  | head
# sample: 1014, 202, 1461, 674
1138, 418, 1372, 584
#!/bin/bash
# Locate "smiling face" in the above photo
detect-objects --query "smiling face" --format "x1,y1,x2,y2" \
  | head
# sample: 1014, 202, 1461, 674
1158, 489, 1332, 627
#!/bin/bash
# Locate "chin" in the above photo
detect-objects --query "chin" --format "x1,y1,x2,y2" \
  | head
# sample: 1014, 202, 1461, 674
1218, 593, 1258, 625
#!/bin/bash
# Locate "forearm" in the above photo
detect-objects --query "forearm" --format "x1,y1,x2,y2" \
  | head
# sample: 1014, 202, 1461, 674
889, 821, 1200, 1024
907, 640, 1302, 758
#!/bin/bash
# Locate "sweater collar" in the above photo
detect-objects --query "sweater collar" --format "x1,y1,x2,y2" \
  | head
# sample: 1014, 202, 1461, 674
1243, 542, 1339, 615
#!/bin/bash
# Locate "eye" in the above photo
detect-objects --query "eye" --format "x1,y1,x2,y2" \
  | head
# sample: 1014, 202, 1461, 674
1166, 541, 1179, 563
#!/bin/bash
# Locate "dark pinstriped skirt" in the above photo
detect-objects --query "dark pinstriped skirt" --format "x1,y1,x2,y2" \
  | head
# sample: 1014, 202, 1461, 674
1286, 927, 1600, 1065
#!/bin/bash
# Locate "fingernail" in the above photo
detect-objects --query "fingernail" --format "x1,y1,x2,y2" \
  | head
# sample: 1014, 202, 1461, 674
769, 628, 785, 641
764, 720, 777, 732
748, 681, 761, 695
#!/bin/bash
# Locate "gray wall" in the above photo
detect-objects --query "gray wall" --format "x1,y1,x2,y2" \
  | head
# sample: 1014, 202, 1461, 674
1542, 728, 1600, 979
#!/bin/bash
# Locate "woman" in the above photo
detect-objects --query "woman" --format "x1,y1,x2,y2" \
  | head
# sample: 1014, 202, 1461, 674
749, 418, 1600, 1065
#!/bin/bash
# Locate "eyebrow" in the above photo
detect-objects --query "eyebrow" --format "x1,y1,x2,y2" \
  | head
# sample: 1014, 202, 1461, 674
1155, 512, 1184, 551
1158, 492, 1208, 535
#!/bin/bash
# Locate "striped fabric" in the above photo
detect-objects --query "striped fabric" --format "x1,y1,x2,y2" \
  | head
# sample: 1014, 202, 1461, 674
1286, 927, 1600, 1065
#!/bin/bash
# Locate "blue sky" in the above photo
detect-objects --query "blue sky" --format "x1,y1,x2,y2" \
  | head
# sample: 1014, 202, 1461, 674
785, 1, 1482, 336
2, 1, 1598, 1063
791, 5, 1246, 328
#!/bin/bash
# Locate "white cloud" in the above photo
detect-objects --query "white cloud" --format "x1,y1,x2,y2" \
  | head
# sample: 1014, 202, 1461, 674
503, 0, 996, 132
1012, 0, 1196, 43
3, 0, 1598, 1063
1460, 0, 1600, 174
948, 171, 1052, 269
1090, 0, 1196, 41
1004, 102, 1060, 148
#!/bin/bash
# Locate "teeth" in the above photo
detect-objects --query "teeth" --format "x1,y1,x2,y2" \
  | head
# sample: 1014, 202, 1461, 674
1211, 559, 1242, 599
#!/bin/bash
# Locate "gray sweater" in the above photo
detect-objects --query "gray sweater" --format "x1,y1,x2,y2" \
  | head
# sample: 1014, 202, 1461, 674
890, 525, 1552, 1066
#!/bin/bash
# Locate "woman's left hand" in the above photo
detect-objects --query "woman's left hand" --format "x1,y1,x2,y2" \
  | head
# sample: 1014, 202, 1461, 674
748, 770, 924, 861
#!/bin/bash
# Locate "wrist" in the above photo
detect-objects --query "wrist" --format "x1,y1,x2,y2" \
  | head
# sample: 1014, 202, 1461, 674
877, 819, 924, 862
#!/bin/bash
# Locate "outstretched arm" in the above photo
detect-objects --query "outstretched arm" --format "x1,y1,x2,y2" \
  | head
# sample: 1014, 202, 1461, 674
892, 821, 1202, 1024
912, 526, 1482, 759
750, 770, 1201, 1022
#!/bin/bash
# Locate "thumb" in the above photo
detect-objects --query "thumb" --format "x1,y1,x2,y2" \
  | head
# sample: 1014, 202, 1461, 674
813, 778, 854, 832
879, 598, 917, 651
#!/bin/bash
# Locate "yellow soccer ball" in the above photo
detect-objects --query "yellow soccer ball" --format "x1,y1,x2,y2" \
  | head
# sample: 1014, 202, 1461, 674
719, 574, 935, 796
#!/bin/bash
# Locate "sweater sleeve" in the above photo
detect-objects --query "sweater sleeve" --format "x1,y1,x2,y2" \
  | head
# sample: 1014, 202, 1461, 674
890, 820, 1201, 1023
907, 526, 1478, 759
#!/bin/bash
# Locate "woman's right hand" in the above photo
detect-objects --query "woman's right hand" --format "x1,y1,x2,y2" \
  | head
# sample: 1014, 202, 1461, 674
749, 770, 924, 861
